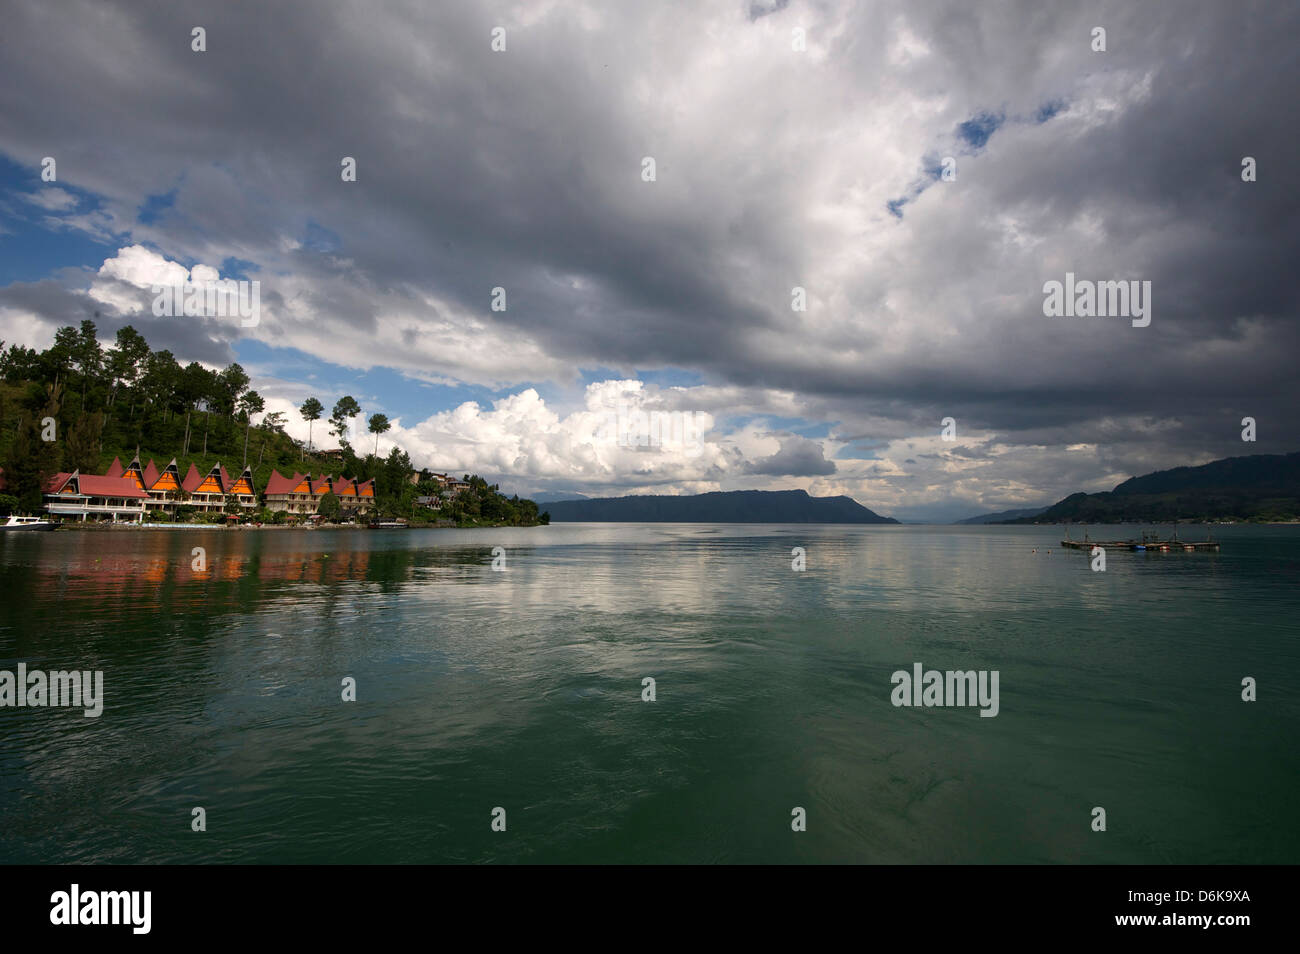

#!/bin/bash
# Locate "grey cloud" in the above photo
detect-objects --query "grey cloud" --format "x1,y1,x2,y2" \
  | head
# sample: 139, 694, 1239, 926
749, 0, 791, 21
744, 435, 836, 476
0, 0, 1296, 511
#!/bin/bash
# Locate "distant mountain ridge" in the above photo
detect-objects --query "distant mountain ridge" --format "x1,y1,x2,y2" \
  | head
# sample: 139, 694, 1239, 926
1111, 453, 1300, 496
954, 506, 1049, 525
530, 491, 590, 503
544, 489, 898, 523
1008, 452, 1300, 523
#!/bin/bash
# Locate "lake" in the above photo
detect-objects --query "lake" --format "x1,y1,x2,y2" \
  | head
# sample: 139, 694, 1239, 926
1, 523, 1296, 863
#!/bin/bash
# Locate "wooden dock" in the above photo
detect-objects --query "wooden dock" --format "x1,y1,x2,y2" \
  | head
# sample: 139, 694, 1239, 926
1059, 526, 1220, 552
1059, 538, 1220, 551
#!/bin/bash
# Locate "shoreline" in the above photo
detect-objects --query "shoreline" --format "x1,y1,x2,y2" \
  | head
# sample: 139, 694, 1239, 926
37, 521, 544, 531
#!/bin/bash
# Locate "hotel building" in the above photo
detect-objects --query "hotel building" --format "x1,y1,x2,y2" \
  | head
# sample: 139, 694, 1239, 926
263, 470, 376, 516
43, 471, 150, 523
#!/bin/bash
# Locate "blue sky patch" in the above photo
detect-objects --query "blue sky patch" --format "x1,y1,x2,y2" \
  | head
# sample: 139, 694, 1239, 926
956, 110, 1005, 151
1035, 99, 1066, 123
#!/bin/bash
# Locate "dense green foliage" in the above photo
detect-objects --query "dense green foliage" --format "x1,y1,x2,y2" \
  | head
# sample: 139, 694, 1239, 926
317, 491, 341, 519
429, 475, 549, 527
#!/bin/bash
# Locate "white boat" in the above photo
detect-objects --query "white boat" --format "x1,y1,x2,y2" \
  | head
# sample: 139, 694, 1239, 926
1, 515, 57, 531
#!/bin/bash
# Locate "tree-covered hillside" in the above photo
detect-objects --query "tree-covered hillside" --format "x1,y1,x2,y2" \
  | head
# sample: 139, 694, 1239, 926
545, 489, 897, 523
0, 322, 546, 526
1009, 452, 1300, 523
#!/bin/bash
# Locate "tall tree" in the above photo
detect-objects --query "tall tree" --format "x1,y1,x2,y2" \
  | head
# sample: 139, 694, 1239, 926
378, 446, 412, 501
329, 395, 361, 448
106, 326, 150, 416
177, 361, 213, 457
63, 411, 103, 474
72, 319, 102, 407
199, 395, 212, 456
367, 413, 391, 457
47, 326, 80, 388
258, 411, 285, 464
299, 397, 323, 460
218, 363, 251, 418
212, 363, 250, 453
238, 390, 265, 466
138, 349, 181, 446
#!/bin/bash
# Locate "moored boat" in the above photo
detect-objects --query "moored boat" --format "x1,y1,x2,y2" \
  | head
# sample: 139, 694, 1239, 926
1, 515, 57, 531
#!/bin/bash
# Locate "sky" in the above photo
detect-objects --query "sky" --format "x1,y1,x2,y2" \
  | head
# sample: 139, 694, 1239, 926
0, 0, 1295, 522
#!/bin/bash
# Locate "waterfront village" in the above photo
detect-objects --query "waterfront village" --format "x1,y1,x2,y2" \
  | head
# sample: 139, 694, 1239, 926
0, 322, 549, 528
0, 453, 475, 525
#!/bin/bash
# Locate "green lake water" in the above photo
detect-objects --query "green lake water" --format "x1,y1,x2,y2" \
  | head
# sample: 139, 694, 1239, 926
1, 523, 1296, 863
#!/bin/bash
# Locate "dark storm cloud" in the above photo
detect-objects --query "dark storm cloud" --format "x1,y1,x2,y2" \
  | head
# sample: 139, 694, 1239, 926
0, 0, 795, 377
0, 279, 102, 331
0, 0, 1296, 515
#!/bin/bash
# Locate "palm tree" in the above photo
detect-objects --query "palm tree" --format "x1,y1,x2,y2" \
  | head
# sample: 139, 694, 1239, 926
368, 413, 391, 456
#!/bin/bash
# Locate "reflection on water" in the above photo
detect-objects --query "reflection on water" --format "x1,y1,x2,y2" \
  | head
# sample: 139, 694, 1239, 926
1, 524, 1297, 863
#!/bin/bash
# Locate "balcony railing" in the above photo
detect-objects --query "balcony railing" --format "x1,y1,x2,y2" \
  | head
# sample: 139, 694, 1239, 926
47, 501, 146, 514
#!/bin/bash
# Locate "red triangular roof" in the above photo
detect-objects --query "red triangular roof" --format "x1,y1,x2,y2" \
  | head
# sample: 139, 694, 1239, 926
105, 457, 124, 478
84, 473, 150, 498
333, 477, 356, 496
181, 463, 203, 493
47, 471, 148, 498
44, 472, 74, 493
142, 460, 160, 488
264, 469, 304, 495
80, 474, 150, 498
310, 476, 333, 495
